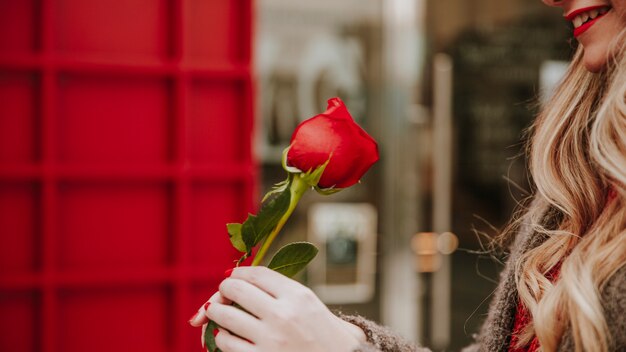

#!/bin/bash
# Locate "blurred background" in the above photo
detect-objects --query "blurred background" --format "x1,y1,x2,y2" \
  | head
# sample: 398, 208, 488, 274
0, 0, 573, 351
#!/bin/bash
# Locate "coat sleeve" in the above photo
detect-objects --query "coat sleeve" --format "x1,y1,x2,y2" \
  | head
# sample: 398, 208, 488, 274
338, 312, 490, 352
336, 313, 430, 352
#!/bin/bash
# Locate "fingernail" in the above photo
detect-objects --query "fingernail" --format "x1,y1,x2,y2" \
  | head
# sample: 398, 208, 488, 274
203, 301, 210, 311
224, 268, 233, 277
213, 328, 220, 337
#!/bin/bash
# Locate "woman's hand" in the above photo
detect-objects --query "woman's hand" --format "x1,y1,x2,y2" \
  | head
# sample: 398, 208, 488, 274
189, 266, 367, 352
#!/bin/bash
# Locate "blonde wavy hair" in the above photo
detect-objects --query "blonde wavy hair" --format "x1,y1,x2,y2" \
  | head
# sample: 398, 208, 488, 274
512, 31, 626, 351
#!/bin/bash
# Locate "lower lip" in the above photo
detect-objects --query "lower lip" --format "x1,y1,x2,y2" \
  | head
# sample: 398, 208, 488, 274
574, 12, 608, 38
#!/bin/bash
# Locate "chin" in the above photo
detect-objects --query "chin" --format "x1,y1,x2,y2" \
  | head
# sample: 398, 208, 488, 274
582, 52, 607, 73
584, 60, 605, 73
581, 39, 615, 73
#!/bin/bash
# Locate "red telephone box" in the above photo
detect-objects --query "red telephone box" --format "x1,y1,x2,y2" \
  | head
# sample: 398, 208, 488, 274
0, 1, 255, 351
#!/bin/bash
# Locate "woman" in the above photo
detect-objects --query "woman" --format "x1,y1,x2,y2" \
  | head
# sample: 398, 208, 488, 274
189, 0, 626, 351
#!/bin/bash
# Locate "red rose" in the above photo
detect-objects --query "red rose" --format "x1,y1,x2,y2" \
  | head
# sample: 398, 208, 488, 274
286, 97, 379, 189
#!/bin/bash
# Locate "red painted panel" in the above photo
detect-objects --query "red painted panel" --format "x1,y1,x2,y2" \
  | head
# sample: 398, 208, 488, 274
56, 75, 172, 164
189, 182, 242, 267
0, 1, 37, 54
57, 182, 171, 270
0, 1, 254, 351
54, 0, 170, 61
0, 72, 39, 164
58, 287, 168, 352
185, 0, 246, 64
187, 283, 220, 347
187, 80, 244, 163
0, 291, 38, 352
0, 183, 40, 274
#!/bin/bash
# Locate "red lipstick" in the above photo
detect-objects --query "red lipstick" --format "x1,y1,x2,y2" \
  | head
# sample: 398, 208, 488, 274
574, 15, 604, 37
565, 5, 611, 38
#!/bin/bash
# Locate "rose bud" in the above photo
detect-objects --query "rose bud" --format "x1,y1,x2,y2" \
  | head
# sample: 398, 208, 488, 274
285, 97, 379, 189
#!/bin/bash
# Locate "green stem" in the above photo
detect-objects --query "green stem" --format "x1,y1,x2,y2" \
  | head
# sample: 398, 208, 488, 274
252, 174, 309, 266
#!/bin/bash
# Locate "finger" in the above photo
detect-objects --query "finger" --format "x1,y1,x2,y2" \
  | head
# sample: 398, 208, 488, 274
218, 278, 276, 319
215, 328, 256, 352
189, 292, 231, 327
229, 266, 304, 298
201, 323, 207, 348
207, 300, 263, 342
189, 304, 209, 327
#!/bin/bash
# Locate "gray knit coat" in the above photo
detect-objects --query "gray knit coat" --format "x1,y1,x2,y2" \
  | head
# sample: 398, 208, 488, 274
340, 205, 626, 352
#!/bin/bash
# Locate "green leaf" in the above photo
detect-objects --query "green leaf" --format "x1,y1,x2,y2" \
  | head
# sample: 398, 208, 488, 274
268, 242, 319, 278
241, 187, 291, 251
227, 223, 246, 253
204, 320, 222, 352
240, 214, 258, 251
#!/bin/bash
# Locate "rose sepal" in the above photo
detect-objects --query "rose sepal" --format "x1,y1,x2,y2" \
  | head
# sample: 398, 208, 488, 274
281, 146, 303, 174
261, 177, 290, 203
299, 159, 344, 195
281, 144, 339, 191
314, 185, 343, 195
298, 159, 330, 188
